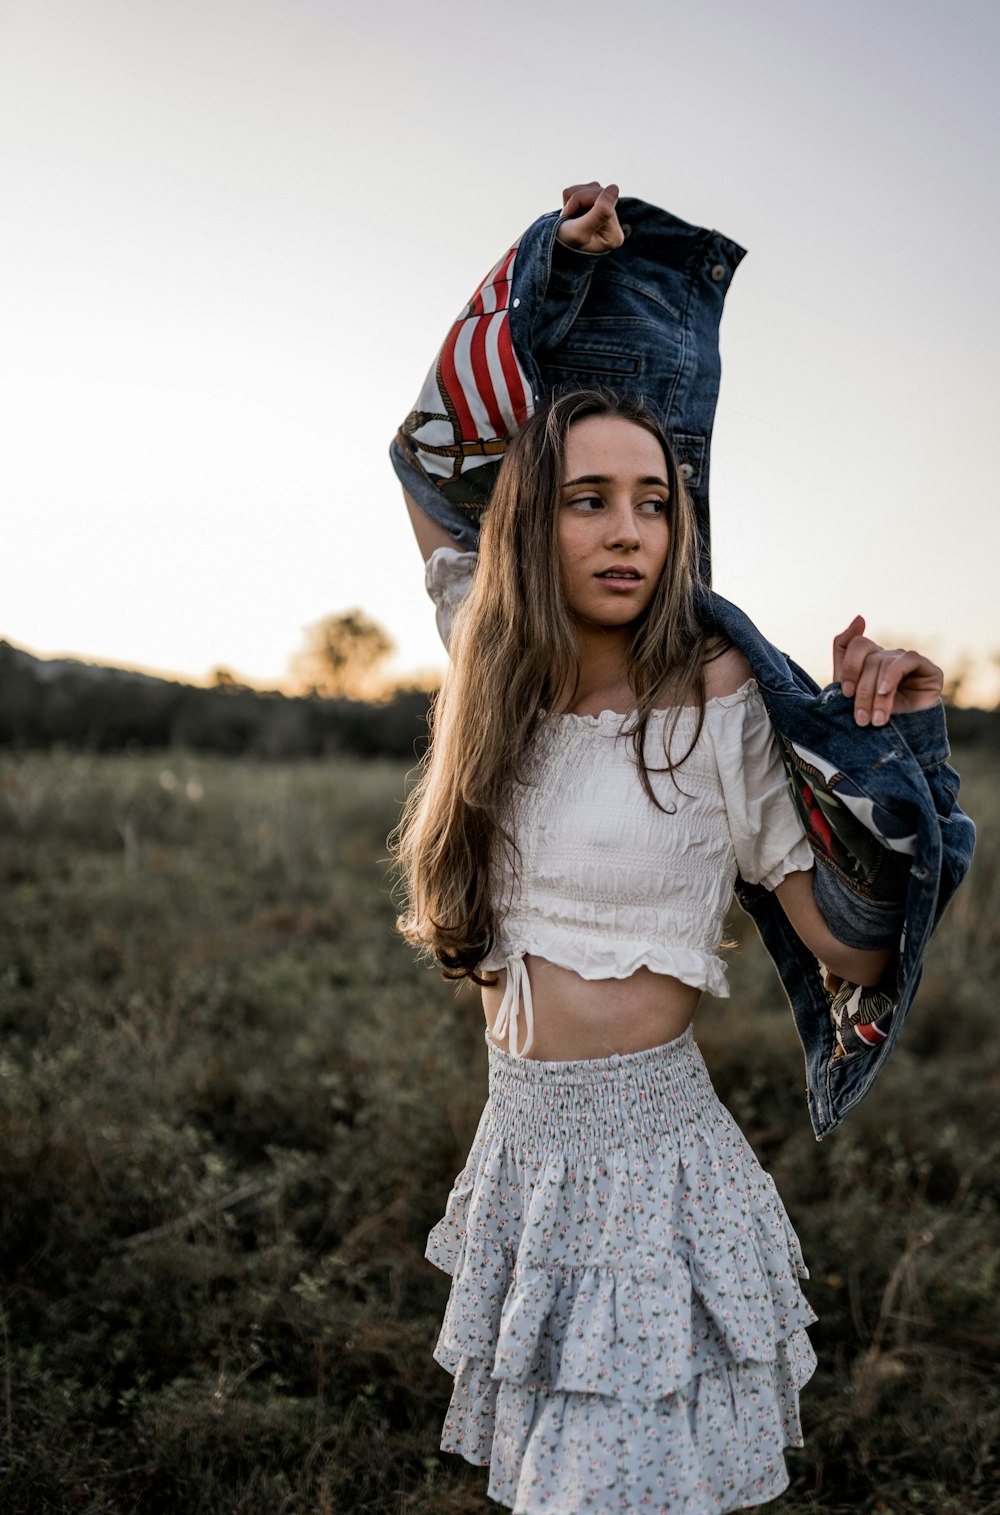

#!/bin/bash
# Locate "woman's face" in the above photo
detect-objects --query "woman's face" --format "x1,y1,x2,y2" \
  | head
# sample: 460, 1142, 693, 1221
557, 414, 671, 629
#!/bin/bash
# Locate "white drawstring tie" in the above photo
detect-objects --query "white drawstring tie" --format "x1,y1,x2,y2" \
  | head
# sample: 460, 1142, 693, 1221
492, 950, 535, 1058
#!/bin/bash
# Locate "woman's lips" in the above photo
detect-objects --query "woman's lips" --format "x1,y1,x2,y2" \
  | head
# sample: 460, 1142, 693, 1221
594, 570, 642, 590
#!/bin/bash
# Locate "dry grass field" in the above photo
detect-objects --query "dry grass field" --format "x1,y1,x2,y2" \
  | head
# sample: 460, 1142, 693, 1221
0, 745, 997, 1514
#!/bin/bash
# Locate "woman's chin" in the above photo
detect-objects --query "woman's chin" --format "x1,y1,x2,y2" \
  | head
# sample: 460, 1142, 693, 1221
571, 605, 648, 634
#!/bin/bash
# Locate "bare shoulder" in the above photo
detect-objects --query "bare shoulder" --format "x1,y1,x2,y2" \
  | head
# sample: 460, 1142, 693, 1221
702, 639, 754, 701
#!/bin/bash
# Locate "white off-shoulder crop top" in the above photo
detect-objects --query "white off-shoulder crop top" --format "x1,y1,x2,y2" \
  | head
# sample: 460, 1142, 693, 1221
425, 547, 814, 1058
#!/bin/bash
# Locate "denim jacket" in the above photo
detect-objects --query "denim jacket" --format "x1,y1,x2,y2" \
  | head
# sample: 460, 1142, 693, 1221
699, 590, 974, 1140
393, 199, 975, 1139
391, 197, 745, 581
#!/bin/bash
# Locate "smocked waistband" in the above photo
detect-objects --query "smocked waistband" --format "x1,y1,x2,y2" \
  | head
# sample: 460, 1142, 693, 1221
483, 1024, 723, 1155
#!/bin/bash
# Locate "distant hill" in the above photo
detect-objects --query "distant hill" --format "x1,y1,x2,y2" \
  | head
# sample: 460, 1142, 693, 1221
0, 640, 433, 760
1, 641, 195, 687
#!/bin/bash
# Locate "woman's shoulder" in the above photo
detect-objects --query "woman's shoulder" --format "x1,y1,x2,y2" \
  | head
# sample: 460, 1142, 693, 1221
702, 640, 755, 704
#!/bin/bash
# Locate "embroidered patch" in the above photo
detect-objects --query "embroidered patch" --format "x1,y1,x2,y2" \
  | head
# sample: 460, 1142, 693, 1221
396, 241, 534, 513
775, 736, 914, 899
829, 979, 895, 1057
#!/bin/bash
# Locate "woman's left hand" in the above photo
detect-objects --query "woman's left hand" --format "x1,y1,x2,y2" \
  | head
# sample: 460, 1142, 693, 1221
557, 182, 625, 255
833, 615, 943, 726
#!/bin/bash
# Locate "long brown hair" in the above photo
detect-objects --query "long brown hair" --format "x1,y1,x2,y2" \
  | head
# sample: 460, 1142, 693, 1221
392, 389, 721, 983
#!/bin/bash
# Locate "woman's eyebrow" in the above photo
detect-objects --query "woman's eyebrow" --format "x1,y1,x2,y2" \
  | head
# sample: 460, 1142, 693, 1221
562, 473, 670, 488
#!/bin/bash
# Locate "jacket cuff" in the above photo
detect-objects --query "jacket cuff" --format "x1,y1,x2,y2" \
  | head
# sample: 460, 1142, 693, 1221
389, 438, 481, 553
532, 222, 605, 352
813, 860, 905, 950
891, 699, 950, 767
550, 235, 611, 271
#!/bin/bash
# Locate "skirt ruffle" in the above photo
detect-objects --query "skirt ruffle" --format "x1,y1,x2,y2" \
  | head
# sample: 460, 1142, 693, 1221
426, 1026, 818, 1514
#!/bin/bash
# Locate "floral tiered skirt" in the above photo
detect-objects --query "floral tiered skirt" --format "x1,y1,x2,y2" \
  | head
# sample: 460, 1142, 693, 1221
425, 1026, 818, 1513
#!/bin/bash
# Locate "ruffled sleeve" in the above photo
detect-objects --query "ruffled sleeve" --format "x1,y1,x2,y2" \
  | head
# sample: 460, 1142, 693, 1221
705, 681, 813, 890
425, 547, 478, 652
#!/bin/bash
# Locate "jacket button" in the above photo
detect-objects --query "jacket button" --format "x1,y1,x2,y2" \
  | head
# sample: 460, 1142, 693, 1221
710, 263, 726, 282
679, 462, 694, 481
512, 297, 520, 308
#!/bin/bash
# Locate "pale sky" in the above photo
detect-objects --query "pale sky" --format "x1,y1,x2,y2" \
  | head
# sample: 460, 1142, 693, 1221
2, 0, 998, 699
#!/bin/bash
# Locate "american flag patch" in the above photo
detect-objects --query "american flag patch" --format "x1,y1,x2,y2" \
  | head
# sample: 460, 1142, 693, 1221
399, 242, 535, 504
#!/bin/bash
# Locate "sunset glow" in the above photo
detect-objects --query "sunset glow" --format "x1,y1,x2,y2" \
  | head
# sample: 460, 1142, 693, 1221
2, 0, 997, 702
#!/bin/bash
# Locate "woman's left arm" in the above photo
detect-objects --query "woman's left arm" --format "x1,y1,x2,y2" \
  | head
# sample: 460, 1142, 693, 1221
774, 615, 945, 984
774, 871, 894, 985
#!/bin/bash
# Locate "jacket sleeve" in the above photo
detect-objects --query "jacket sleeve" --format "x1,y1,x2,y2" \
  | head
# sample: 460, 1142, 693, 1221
811, 700, 969, 949
388, 210, 575, 552
891, 700, 974, 929
811, 860, 905, 949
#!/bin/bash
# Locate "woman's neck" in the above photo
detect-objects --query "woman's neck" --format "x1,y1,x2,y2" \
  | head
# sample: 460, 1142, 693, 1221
557, 621, 635, 715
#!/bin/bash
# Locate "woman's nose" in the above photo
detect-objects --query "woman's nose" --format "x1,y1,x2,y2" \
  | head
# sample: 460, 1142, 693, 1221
605, 504, 640, 549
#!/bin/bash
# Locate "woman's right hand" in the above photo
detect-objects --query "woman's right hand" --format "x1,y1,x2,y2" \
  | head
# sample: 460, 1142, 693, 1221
557, 182, 625, 254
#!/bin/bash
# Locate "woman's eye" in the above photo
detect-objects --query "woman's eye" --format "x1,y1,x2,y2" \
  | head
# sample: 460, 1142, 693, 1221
568, 495, 604, 511
638, 498, 667, 515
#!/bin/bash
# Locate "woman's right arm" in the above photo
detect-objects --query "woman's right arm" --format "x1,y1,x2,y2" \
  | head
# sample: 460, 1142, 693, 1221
405, 484, 479, 651
404, 488, 458, 563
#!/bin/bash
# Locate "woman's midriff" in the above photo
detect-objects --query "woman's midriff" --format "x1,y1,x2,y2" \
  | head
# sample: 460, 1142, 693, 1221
481, 955, 701, 1061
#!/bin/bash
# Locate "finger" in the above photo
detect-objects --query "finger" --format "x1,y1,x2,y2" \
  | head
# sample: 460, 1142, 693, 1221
832, 615, 865, 690
851, 649, 895, 726
575, 184, 623, 247
562, 181, 601, 205
875, 649, 942, 695
594, 182, 620, 221
854, 647, 928, 725
839, 638, 884, 711
558, 192, 625, 254
867, 650, 916, 725
872, 650, 943, 722
561, 183, 619, 233
561, 180, 602, 215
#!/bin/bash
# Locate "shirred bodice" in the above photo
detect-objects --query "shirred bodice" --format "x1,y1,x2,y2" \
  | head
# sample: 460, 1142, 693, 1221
482, 682, 813, 1056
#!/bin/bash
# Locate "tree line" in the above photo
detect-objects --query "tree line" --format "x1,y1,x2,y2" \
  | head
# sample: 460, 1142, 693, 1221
2, 603, 997, 761
0, 633, 432, 762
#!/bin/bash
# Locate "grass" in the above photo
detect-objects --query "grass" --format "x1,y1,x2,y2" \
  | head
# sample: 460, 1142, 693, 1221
0, 744, 997, 1514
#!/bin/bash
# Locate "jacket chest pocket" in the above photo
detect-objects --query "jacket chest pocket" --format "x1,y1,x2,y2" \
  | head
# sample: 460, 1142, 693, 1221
540, 346, 643, 381
539, 314, 683, 389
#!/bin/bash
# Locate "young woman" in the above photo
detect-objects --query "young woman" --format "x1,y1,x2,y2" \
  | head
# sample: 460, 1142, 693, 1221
392, 186, 966, 1514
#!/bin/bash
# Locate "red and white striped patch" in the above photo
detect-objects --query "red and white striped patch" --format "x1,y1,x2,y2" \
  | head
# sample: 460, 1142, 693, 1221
437, 244, 533, 444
